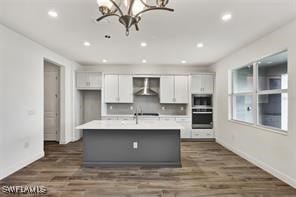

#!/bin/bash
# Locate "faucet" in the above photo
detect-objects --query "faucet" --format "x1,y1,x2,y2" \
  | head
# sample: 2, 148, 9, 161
134, 106, 142, 124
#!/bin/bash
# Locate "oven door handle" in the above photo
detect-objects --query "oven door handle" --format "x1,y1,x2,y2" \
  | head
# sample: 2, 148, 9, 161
192, 112, 212, 114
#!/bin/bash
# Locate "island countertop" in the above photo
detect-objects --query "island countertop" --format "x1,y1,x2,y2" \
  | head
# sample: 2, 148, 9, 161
76, 120, 183, 130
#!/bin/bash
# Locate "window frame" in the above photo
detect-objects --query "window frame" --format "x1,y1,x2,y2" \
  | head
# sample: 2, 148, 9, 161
229, 50, 288, 133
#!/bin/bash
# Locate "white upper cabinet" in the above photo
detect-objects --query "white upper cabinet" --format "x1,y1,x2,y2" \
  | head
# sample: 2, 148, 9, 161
104, 75, 119, 103
118, 75, 133, 103
160, 76, 175, 103
76, 72, 102, 90
104, 74, 133, 103
191, 74, 214, 94
175, 76, 189, 103
160, 76, 189, 104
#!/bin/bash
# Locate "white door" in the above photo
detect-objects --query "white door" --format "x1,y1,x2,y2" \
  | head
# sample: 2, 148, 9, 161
104, 75, 119, 103
175, 76, 189, 103
118, 75, 133, 103
160, 76, 174, 103
44, 63, 60, 141
201, 75, 214, 94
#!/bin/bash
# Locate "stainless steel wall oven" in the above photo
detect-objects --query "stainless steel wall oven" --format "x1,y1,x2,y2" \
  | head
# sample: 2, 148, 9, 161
192, 95, 213, 129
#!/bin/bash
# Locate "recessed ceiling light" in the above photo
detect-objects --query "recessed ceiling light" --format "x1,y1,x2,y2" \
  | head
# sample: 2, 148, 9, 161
48, 10, 58, 18
197, 43, 204, 48
84, 41, 91, 46
102, 59, 107, 63
142, 59, 147, 63
221, 13, 232, 22
181, 60, 187, 64
140, 42, 147, 47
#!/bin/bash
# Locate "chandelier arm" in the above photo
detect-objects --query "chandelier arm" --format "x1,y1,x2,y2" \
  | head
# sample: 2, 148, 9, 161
135, 7, 174, 18
96, 13, 120, 22
128, 0, 136, 15
135, 23, 139, 31
110, 0, 124, 16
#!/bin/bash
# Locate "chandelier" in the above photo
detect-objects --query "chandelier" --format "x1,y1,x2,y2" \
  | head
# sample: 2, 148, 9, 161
96, 0, 174, 36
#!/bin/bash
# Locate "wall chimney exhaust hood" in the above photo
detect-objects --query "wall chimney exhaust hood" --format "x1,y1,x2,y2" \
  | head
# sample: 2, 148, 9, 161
135, 78, 158, 96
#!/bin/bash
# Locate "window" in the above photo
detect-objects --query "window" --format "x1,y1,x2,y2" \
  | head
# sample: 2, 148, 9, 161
229, 51, 288, 132
231, 64, 254, 123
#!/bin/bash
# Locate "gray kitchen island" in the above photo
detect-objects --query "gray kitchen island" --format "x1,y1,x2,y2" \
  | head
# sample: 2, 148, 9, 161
76, 120, 182, 167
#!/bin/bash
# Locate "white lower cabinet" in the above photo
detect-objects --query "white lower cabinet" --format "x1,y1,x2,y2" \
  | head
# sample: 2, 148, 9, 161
175, 117, 191, 139
191, 129, 214, 139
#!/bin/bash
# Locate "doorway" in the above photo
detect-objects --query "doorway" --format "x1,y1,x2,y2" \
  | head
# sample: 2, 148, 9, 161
44, 61, 60, 142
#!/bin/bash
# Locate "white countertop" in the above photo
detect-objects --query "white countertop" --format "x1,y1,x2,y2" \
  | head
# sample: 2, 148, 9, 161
102, 114, 191, 118
76, 120, 183, 130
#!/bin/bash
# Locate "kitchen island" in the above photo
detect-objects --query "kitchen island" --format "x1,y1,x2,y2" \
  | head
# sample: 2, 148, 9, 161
76, 120, 182, 167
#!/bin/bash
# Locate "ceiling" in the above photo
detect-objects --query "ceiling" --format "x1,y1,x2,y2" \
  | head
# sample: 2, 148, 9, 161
0, 0, 296, 66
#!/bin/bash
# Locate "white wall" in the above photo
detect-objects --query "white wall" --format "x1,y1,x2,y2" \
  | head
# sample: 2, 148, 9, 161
0, 24, 81, 180
212, 19, 296, 188
80, 64, 211, 74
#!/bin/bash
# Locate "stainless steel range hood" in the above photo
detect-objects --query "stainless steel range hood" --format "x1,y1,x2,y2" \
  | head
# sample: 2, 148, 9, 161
135, 78, 158, 96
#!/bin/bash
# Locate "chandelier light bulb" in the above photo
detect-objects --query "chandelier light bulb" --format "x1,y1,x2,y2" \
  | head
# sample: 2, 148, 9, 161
97, 0, 113, 9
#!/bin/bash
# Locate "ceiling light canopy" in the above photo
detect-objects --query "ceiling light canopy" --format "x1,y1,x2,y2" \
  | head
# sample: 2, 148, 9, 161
181, 60, 187, 64
96, 0, 174, 36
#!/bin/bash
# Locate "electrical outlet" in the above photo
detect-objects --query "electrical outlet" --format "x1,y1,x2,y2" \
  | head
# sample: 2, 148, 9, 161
109, 105, 113, 110
180, 107, 184, 111
133, 142, 138, 149
161, 106, 165, 111
130, 106, 133, 110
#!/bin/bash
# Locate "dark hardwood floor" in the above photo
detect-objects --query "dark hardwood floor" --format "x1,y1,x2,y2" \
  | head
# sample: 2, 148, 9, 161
1, 141, 296, 197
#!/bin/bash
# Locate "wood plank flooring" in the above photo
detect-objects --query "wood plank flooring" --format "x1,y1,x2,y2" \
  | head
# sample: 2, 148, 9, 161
1, 141, 296, 197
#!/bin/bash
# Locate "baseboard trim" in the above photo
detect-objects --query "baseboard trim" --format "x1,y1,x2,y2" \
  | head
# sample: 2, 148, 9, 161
0, 152, 44, 180
216, 138, 296, 189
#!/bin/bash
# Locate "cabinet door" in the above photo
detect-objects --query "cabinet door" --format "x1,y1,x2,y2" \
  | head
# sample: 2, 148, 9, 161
104, 75, 119, 103
160, 76, 175, 103
118, 75, 133, 103
176, 118, 191, 139
191, 75, 202, 93
200, 75, 214, 94
76, 72, 89, 89
175, 76, 189, 103
89, 73, 102, 89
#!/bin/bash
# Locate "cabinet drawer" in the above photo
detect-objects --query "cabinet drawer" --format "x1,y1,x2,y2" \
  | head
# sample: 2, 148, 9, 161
160, 117, 176, 121
118, 117, 133, 121
192, 129, 214, 139
139, 117, 160, 121
101, 116, 118, 120
175, 117, 191, 122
